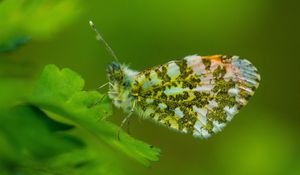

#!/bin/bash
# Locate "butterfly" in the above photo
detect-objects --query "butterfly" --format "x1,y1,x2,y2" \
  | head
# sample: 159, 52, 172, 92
89, 21, 260, 139
107, 55, 260, 138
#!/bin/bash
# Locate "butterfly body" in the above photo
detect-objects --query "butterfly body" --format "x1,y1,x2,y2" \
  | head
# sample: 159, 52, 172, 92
107, 55, 260, 139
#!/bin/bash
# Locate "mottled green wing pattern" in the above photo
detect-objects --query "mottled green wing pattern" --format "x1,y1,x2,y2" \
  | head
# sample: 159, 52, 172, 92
131, 55, 260, 138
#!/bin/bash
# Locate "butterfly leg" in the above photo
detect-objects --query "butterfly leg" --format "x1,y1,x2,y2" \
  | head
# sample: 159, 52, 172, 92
90, 82, 109, 108
117, 100, 136, 140
98, 82, 108, 89
125, 117, 131, 134
89, 93, 107, 108
97, 82, 117, 91
91, 82, 116, 107
86, 94, 109, 122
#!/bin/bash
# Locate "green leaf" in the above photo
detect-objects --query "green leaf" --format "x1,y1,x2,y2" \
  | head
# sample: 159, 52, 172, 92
0, 105, 84, 174
0, 105, 83, 159
30, 64, 160, 166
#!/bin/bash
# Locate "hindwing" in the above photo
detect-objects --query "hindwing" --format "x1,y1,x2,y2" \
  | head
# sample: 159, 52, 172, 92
131, 55, 260, 138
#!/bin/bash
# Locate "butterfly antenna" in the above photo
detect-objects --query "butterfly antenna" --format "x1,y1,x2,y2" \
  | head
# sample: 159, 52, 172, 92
89, 20, 119, 62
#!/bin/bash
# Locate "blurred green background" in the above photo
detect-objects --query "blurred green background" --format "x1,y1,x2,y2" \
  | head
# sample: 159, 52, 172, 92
1, 0, 300, 175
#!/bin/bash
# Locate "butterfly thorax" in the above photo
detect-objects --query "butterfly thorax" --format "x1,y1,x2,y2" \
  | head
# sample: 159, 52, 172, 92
107, 62, 139, 113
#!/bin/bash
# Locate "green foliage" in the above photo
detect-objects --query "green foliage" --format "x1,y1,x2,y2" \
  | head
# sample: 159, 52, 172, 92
0, 105, 84, 175
0, 64, 160, 175
0, 0, 81, 52
0, 105, 82, 157
30, 64, 160, 165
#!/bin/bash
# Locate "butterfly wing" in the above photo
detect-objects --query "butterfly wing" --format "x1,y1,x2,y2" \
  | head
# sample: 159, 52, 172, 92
131, 55, 260, 138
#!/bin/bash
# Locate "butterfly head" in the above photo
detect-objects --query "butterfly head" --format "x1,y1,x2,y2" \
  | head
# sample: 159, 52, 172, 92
107, 61, 138, 110
107, 61, 124, 83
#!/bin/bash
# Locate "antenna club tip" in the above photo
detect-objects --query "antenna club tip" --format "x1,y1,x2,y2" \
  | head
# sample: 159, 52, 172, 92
89, 20, 94, 26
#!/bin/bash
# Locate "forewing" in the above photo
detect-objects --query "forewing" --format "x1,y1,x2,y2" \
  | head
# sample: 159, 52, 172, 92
132, 55, 260, 138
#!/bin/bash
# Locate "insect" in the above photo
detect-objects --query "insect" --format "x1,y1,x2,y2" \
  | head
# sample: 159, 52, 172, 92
90, 21, 260, 139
